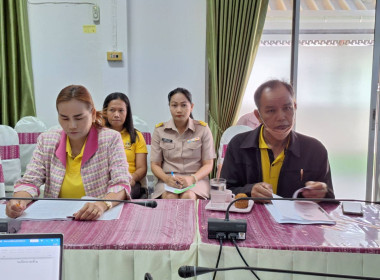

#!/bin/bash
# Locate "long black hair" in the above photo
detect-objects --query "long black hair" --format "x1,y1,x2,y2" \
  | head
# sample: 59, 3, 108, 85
168, 87, 194, 119
103, 92, 138, 144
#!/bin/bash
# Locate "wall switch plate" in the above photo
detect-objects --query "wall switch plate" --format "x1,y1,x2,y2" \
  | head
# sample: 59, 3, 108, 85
107, 51, 123, 61
93, 5, 100, 22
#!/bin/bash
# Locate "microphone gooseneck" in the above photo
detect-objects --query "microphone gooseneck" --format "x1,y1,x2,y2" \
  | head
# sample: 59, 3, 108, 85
129, 200, 157, 208
178, 266, 213, 278
0, 197, 158, 208
178, 266, 380, 280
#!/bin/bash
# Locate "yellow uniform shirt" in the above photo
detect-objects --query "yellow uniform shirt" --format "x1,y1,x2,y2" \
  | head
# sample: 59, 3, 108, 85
120, 129, 148, 174
259, 126, 286, 194
59, 137, 87, 198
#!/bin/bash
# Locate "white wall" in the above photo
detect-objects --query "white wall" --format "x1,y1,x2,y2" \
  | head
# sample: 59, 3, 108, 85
127, 0, 206, 130
28, 0, 206, 131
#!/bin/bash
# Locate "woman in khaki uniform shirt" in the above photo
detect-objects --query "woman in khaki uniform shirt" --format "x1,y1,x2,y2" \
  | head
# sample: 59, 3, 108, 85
150, 88, 215, 199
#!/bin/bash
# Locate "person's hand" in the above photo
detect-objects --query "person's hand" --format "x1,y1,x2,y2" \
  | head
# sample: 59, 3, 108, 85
251, 182, 273, 203
73, 202, 107, 220
302, 181, 327, 199
176, 176, 194, 188
165, 175, 183, 189
6, 199, 28, 218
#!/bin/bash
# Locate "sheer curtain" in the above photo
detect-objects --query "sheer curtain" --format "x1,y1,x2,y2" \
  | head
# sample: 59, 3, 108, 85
0, 0, 36, 126
206, 0, 268, 175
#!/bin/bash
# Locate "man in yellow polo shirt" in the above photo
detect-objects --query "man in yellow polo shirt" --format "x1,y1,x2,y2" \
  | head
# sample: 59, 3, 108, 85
221, 80, 334, 201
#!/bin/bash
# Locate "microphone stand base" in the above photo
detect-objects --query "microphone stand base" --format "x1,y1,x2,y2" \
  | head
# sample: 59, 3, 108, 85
0, 219, 22, 233
208, 218, 247, 240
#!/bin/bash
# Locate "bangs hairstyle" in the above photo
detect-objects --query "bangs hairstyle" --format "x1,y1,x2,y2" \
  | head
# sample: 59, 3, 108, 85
254, 80, 295, 110
168, 87, 193, 119
56, 85, 104, 129
103, 92, 138, 144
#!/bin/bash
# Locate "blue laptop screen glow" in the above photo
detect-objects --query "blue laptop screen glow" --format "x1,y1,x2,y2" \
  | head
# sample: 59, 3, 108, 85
0, 234, 63, 280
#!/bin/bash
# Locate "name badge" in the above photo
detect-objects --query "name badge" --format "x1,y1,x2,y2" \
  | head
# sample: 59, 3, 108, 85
187, 137, 200, 143
162, 138, 173, 143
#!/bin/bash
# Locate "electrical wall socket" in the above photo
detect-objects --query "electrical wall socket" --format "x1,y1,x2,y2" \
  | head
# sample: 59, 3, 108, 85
93, 5, 100, 22
107, 51, 123, 61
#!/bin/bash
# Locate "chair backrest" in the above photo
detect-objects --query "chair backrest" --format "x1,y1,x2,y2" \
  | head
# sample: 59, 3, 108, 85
139, 132, 152, 191
14, 116, 47, 174
132, 115, 154, 187
216, 125, 253, 179
132, 115, 150, 132
217, 125, 252, 165
221, 144, 228, 158
141, 132, 151, 145
48, 124, 62, 132
0, 125, 21, 192
236, 112, 261, 130
0, 156, 5, 197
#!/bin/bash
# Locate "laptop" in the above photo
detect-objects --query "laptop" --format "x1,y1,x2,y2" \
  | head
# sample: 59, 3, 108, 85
0, 233, 63, 280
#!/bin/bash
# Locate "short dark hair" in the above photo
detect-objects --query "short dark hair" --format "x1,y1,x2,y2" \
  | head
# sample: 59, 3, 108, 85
103, 92, 139, 144
168, 87, 194, 119
254, 80, 295, 109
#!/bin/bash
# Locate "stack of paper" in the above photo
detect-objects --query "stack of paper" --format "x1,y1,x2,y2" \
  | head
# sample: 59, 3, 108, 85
265, 194, 335, 225
0, 198, 123, 221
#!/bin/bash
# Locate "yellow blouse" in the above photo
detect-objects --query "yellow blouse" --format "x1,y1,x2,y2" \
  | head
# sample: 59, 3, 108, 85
59, 137, 87, 198
120, 129, 147, 174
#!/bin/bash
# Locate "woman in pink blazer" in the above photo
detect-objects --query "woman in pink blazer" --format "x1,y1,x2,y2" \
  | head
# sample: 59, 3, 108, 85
6, 85, 131, 220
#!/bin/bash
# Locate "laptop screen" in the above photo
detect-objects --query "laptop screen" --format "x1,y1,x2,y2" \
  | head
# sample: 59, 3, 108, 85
0, 233, 63, 280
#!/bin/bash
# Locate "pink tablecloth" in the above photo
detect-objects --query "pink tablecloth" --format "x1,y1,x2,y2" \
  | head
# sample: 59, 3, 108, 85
198, 200, 380, 254
19, 200, 195, 251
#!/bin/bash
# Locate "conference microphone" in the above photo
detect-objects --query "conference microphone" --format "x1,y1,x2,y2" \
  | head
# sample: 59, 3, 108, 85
128, 200, 157, 208
178, 266, 212, 277
178, 266, 380, 279
0, 197, 158, 208
144, 272, 153, 280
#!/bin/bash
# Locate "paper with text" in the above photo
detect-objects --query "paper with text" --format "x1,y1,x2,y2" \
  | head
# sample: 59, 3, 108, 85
265, 194, 335, 224
0, 198, 123, 221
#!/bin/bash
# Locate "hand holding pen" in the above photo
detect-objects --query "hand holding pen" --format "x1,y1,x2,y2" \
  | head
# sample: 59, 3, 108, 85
5, 191, 33, 218
6, 199, 28, 219
165, 172, 183, 189
172, 172, 184, 188
176, 176, 194, 188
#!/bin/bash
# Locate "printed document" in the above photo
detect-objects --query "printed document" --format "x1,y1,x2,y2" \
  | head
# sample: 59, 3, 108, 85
265, 194, 335, 225
0, 198, 123, 221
